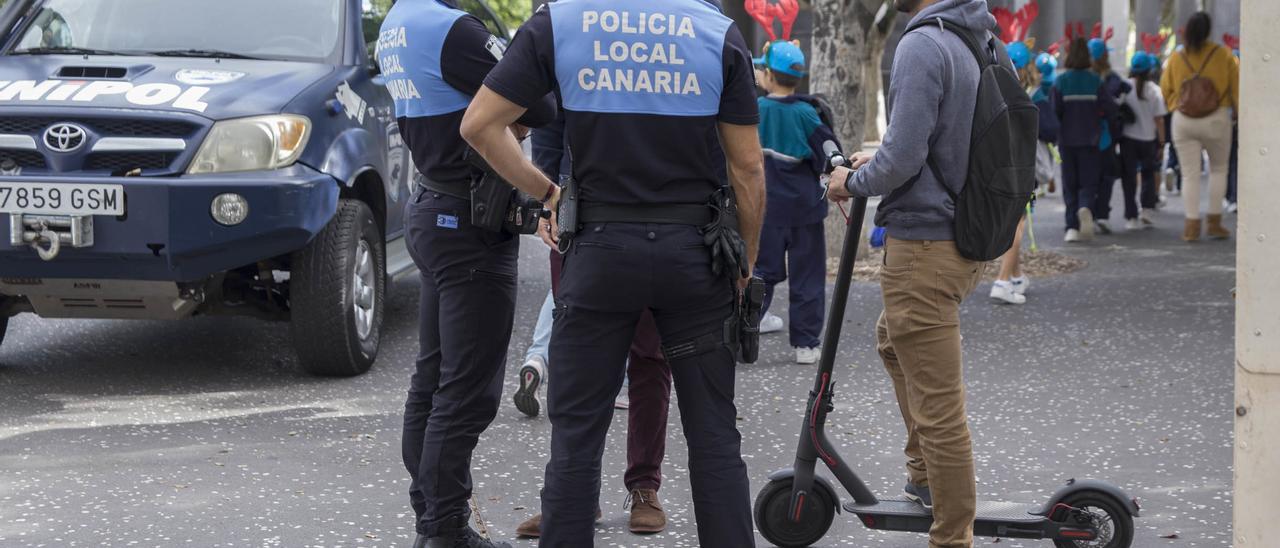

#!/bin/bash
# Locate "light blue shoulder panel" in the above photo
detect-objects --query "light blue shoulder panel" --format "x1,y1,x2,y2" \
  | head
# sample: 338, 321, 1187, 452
376, 0, 472, 118
550, 0, 731, 117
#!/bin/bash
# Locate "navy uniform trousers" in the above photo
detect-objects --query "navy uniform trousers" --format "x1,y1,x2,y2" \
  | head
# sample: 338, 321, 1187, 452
403, 190, 518, 536
540, 221, 754, 547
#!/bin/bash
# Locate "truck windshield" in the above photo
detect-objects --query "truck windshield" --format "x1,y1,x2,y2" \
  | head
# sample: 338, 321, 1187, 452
7, 0, 344, 62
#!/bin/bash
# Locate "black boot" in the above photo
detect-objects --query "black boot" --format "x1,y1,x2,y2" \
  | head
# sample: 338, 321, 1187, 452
421, 516, 512, 548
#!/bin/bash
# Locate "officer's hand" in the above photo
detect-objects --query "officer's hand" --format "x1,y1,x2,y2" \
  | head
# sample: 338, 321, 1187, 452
827, 166, 853, 203
538, 214, 557, 250
738, 275, 752, 291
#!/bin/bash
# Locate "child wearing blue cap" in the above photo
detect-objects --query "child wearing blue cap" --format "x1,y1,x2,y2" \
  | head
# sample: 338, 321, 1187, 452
1053, 37, 1119, 243
750, 40, 842, 365
1089, 35, 1132, 234
1119, 52, 1168, 230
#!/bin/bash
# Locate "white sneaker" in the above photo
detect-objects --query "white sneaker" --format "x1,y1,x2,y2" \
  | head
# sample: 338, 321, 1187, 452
1226, 201, 1239, 214
1077, 208, 1095, 241
514, 355, 547, 417
1064, 228, 1082, 242
1095, 219, 1112, 235
1140, 210, 1155, 227
759, 313, 784, 334
1010, 275, 1030, 295
795, 347, 820, 365
989, 280, 1027, 304
1125, 218, 1141, 231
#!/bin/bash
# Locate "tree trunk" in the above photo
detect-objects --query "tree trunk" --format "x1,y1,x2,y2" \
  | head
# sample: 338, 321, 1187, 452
861, 8, 896, 143
812, 0, 889, 260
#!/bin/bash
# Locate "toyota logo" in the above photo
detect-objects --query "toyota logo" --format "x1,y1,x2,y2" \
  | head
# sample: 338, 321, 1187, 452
43, 123, 87, 153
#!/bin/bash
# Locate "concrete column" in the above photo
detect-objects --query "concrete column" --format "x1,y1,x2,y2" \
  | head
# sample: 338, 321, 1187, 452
1102, 0, 1130, 70
1030, 0, 1065, 53
1133, 0, 1163, 46
1210, 0, 1240, 42
1174, 0, 1201, 31
1236, 0, 1280, 544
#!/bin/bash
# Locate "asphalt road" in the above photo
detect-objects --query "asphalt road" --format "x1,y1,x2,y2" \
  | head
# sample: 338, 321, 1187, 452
0, 188, 1234, 547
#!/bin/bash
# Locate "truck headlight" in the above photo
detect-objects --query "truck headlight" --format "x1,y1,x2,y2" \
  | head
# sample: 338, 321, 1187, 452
188, 115, 311, 174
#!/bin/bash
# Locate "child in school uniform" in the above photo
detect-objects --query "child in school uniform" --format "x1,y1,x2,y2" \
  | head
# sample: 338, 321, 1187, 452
1054, 37, 1119, 242
751, 40, 842, 365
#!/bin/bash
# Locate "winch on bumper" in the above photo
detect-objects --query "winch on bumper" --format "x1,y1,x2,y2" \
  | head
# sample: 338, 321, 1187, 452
0, 164, 339, 319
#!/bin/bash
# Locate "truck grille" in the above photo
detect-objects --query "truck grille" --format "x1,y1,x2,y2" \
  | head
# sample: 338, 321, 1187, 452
0, 149, 47, 169
0, 117, 198, 138
0, 115, 203, 174
85, 152, 176, 172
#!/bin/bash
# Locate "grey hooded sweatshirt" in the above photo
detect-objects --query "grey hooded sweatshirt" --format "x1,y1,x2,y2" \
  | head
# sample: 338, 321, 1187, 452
845, 0, 997, 241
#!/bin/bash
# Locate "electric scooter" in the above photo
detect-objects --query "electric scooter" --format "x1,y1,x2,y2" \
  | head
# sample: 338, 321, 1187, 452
752, 153, 1140, 548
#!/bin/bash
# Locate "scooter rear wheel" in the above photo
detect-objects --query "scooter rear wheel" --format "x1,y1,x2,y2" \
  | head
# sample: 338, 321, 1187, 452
1053, 491, 1135, 548
753, 478, 837, 548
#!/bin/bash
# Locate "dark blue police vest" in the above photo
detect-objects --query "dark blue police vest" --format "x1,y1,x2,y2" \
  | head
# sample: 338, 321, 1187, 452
376, 0, 472, 118
549, 0, 731, 117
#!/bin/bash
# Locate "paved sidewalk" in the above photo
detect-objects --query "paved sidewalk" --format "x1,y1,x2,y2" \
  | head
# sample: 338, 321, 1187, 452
0, 188, 1234, 547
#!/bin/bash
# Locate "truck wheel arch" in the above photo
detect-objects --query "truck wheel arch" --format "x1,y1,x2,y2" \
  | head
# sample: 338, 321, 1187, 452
342, 168, 387, 233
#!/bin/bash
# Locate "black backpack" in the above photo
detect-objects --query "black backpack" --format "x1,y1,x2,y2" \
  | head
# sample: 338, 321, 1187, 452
902, 19, 1038, 261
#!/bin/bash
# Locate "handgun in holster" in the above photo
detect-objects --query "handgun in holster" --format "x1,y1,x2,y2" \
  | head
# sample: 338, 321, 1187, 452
555, 175, 580, 254
465, 148, 546, 235
736, 277, 766, 364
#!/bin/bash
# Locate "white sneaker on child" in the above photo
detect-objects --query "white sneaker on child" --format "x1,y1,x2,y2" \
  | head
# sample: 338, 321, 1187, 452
1077, 208, 1095, 240
1125, 218, 1141, 231
1010, 275, 1029, 295
989, 280, 1027, 305
795, 347, 820, 365
1140, 210, 1155, 227
1064, 229, 1082, 243
759, 313, 784, 334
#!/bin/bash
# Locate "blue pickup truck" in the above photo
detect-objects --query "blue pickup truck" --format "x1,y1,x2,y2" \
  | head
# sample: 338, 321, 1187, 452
0, 0, 508, 376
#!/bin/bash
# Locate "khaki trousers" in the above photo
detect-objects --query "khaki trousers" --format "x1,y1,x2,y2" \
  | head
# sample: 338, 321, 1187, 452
1172, 109, 1233, 219
876, 237, 982, 548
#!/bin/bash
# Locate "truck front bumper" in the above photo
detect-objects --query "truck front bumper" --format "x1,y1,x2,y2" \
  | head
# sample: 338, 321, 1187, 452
0, 165, 339, 282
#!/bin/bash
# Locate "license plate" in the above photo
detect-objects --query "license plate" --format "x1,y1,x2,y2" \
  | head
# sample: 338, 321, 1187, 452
0, 182, 124, 216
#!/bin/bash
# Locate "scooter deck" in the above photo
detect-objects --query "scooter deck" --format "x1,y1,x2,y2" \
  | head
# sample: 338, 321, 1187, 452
845, 499, 1042, 522
845, 499, 1054, 538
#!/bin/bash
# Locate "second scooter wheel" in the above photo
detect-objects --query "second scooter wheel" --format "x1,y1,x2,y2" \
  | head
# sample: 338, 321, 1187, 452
753, 478, 837, 548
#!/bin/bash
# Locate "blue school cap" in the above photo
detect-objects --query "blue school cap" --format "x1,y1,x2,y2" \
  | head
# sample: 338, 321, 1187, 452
1035, 52, 1057, 84
1006, 42, 1032, 70
753, 40, 807, 78
1088, 38, 1112, 60
1129, 52, 1156, 74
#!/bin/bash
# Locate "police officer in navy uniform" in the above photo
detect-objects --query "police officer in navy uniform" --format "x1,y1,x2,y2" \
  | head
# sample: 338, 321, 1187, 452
376, 2, 555, 547
460, 0, 766, 545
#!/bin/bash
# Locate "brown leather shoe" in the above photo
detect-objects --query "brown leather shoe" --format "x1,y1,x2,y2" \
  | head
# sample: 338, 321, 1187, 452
1206, 214, 1231, 239
627, 489, 667, 534
1183, 218, 1202, 242
513, 508, 603, 538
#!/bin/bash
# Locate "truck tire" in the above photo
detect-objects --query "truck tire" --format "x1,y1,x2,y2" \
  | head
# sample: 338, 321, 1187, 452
290, 199, 385, 376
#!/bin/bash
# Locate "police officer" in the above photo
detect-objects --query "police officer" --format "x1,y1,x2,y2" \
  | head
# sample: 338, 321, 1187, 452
376, 2, 555, 547
459, 0, 766, 545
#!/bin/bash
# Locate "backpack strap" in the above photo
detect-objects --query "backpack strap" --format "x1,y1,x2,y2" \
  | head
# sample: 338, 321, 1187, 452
906, 17, 993, 69
891, 17, 979, 202
1183, 44, 1219, 76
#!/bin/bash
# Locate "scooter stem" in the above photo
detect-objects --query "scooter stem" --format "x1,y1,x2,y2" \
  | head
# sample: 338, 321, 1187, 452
789, 196, 878, 507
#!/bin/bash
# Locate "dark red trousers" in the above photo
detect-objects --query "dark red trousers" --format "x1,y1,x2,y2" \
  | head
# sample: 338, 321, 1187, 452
550, 249, 671, 492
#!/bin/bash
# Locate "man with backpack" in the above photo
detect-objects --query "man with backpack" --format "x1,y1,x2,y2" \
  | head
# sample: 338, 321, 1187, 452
826, 0, 1034, 546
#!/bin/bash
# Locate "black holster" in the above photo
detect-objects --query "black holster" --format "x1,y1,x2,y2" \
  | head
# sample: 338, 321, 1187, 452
466, 149, 545, 235
736, 277, 766, 363
555, 176, 580, 253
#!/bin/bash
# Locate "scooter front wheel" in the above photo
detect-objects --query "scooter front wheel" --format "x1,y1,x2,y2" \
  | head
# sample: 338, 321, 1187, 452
1053, 491, 1135, 548
753, 477, 837, 547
